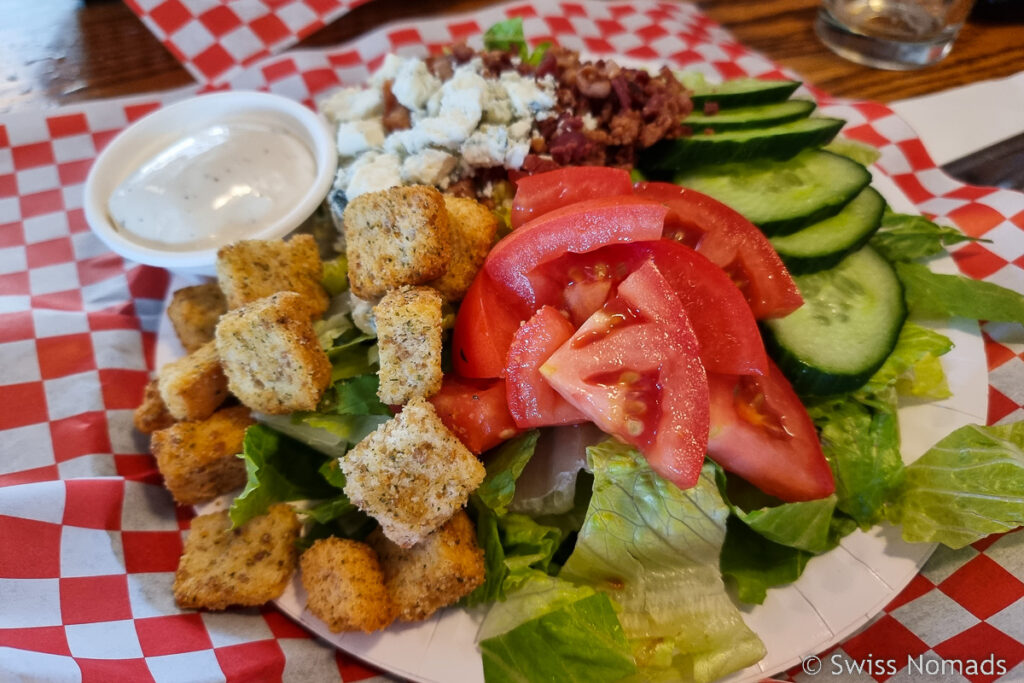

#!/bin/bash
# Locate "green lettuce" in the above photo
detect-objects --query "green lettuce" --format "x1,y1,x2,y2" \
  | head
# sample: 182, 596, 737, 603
870, 211, 981, 262
479, 574, 636, 683
896, 261, 1024, 324
887, 422, 1024, 548
476, 432, 540, 516
229, 424, 341, 527
482, 18, 550, 65
322, 255, 348, 296
720, 516, 811, 605
859, 322, 952, 400
560, 440, 765, 683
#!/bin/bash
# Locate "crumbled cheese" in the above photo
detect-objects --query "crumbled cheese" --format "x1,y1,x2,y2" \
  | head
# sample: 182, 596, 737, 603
324, 53, 557, 199
336, 120, 386, 157
349, 293, 379, 336
582, 113, 599, 131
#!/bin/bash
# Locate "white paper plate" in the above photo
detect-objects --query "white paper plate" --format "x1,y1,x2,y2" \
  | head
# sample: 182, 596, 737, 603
156, 167, 988, 683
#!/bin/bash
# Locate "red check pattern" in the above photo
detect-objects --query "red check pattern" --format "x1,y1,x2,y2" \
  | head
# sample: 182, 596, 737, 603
0, 2, 1022, 681
122, 0, 374, 84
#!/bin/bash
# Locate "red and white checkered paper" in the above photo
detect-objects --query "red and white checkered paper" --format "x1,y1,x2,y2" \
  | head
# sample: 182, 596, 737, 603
1, 2, 1023, 681
123, 0, 373, 85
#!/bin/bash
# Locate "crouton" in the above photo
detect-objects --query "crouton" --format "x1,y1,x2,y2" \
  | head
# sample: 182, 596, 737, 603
340, 397, 485, 548
216, 234, 329, 318
344, 185, 450, 299
157, 340, 229, 421
151, 405, 253, 505
374, 285, 443, 404
428, 196, 496, 302
167, 282, 227, 353
300, 537, 394, 633
134, 378, 175, 434
215, 291, 332, 415
173, 504, 300, 610
369, 510, 485, 622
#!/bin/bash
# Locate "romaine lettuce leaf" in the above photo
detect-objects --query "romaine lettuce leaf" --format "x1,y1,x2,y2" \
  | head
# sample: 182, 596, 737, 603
560, 440, 765, 683
720, 516, 811, 605
319, 374, 390, 416
870, 211, 980, 262
896, 261, 1024, 324
229, 424, 340, 527
887, 422, 1024, 548
322, 255, 348, 296
476, 431, 539, 516
858, 321, 952, 400
733, 494, 841, 554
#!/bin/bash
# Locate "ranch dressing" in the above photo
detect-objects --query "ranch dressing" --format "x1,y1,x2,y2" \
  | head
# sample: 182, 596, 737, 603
108, 121, 315, 250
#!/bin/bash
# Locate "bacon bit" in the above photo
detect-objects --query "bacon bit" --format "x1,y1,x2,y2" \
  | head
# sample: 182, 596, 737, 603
381, 80, 411, 133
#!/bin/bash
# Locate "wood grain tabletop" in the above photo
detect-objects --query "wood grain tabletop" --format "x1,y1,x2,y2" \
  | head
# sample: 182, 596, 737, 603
1, 0, 1021, 112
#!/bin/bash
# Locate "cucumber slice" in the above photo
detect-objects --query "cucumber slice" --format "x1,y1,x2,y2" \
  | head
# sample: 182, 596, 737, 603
764, 245, 906, 395
770, 187, 886, 274
688, 77, 802, 107
673, 150, 871, 236
644, 117, 844, 169
685, 99, 816, 132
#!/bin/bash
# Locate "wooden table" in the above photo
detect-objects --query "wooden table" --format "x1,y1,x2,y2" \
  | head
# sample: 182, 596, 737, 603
1, 0, 1021, 112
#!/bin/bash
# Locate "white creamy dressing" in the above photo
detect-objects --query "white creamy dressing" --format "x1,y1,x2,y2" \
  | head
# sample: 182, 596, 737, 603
108, 121, 316, 250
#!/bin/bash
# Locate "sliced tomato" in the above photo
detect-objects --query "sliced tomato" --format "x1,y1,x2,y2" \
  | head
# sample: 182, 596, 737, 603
452, 269, 531, 378
429, 375, 519, 454
532, 240, 768, 375
633, 181, 803, 319
505, 305, 588, 429
707, 360, 835, 502
542, 262, 709, 490
485, 197, 667, 306
511, 166, 634, 229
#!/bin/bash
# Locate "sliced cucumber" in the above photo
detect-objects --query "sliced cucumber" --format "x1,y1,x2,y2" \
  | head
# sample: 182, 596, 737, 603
685, 99, 816, 132
644, 117, 844, 169
688, 77, 802, 107
764, 245, 906, 395
673, 150, 871, 236
770, 187, 886, 274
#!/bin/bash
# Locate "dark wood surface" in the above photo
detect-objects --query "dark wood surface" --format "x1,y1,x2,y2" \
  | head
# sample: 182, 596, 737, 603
1, 0, 1022, 112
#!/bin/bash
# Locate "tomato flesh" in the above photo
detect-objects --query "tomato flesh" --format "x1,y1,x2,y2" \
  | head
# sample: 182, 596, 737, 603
634, 182, 803, 319
707, 360, 835, 502
452, 269, 530, 378
542, 262, 709, 490
505, 305, 588, 428
511, 166, 634, 229
484, 197, 667, 307
429, 375, 520, 454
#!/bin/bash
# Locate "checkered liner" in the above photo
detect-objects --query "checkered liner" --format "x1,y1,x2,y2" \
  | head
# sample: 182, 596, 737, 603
1, 1, 1022, 681
123, 0, 373, 85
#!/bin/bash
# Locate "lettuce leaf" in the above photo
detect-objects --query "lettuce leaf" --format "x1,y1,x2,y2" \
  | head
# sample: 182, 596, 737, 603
479, 575, 636, 683
482, 18, 549, 65
322, 255, 348, 296
870, 211, 981, 262
720, 516, 811, 605
858, 322, 952, 401
887, 422, 1024, 548
476, 431, 540, 516
560, 440, 765, 683
896, 261, 1024, 324
229, 424, 340, 527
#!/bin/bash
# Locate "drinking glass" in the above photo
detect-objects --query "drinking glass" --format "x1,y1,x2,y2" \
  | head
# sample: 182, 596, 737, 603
816, 0, 979, 70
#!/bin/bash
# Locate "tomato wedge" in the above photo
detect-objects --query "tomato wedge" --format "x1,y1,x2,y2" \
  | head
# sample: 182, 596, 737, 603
485, 197, 667, 306
511, 166, 634, 229
452, 269, 530, 378
633, 182, 803, 319
707, 360, 835, 502
505, 305, 587, 428
542, 262, 709, 490
429, 375, 519, 454
532, 240, 769, 375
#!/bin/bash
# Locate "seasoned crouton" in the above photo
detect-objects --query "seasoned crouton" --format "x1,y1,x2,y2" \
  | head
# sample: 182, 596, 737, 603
134, 378, 175, 434
216, 234, 329, 318
151, 405, 253, 505
428, 196, 496, 302
340, 397, 485, 548
157, 340, 229, 421
173, 504, 300, 610
215, 291, 332, 415
300, 537, 394, 633
374, 285, 443, 404
344, 185, 450, 299
369, 510, 484, 622
167, 282, 227, 353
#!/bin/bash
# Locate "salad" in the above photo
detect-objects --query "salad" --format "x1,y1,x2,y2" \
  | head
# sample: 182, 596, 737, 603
148, 18, 1024, 683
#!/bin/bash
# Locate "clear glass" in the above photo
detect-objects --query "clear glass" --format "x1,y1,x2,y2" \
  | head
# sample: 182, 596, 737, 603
816, 0, 978, 70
